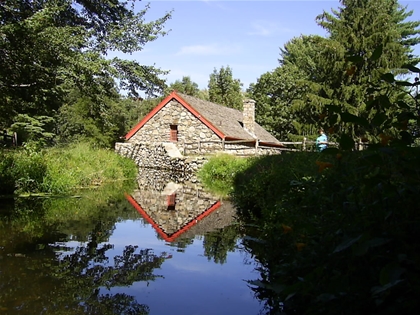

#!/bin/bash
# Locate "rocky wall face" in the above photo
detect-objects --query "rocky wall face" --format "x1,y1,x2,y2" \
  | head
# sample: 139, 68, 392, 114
128, 100, 221, 151
115, 142, 208, 172
115, 141, 281, 174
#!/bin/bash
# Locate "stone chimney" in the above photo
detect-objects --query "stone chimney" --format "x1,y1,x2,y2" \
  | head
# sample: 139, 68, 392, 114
243, 98, 256, 136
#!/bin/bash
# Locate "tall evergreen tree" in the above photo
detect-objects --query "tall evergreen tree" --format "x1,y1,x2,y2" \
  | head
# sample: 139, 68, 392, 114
280, 35, 341, 137
313, 0, 420, 139
208, 66, 243, 110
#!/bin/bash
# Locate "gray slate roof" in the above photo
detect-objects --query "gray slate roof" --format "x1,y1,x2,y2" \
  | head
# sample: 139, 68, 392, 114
177, 93, 281, 144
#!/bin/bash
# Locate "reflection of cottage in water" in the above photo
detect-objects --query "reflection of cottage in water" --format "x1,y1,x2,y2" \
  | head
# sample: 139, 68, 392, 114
126, 169, 236, 242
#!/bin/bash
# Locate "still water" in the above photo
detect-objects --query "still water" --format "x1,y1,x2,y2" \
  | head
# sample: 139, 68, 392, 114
0, 169, 263, 315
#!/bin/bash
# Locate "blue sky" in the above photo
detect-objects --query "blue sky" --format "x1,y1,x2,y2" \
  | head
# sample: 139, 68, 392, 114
116, 0, 420, 92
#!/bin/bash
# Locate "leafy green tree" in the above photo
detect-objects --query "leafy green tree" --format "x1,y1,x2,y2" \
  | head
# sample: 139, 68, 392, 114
56, 95, 121, 148
208, 66, 243, 110
280, 35, 343, 138
0, 0, 171, 140
248, 60, 309, 141
167, 76, 200, 96
203, 225, 240, 264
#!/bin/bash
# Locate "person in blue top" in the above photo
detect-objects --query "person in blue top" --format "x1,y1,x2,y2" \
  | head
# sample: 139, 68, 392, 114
316, 128, 328, 152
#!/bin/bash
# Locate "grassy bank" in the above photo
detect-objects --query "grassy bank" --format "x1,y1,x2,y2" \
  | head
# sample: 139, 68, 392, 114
0, 142, 138, 195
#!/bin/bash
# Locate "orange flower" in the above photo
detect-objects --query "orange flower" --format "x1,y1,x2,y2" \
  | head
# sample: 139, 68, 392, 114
316, 160, 333, 172
360, 137, 369, 143
328, 127, 335, 134
296, 243, 306, 251
379, 133, 392, 146
282, 224, 293, 234
319, 113, 327, 120
336, 153, 342, 160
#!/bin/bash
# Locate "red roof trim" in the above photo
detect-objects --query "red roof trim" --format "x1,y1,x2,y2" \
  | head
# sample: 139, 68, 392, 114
125, 91, 226, 140
125, 193, 222, 242
174, 92, 225, 139
125, 93, 175, 140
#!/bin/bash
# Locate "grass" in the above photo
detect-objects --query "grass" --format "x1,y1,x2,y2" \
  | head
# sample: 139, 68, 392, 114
0, 142, 138, 195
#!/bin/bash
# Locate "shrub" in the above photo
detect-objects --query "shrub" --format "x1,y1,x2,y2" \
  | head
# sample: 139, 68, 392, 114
197, 153, 251, 197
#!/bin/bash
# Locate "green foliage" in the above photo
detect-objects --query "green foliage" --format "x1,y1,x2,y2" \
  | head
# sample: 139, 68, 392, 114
232, 153, 322, 219
41, 142, 138, 194
0, 151, 16, 195
199, 54, 420, 315
238, 148, 420, 314
10, 114, 55, 145
167, 76, 200, 97
208, 66, 243, 109
3, 144, 48, 194
247, 63, 307, 140
197, 153, 251, 197
57, 91, 129, 148
0, 0, 171, 137
231, 73, 420, 314
252, 0, 420, 142
0, 142, 138, 195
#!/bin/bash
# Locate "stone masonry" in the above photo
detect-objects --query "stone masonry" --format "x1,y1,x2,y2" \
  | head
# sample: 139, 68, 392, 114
115, 98, 282, 172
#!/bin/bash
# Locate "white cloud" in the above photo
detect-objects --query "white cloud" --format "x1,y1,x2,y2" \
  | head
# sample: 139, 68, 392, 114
248, 20, 293, 37
176, 43, 241, 56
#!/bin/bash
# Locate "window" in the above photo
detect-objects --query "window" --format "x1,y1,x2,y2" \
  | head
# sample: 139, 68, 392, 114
167, 194, 176, 210
170, 125, 178, 142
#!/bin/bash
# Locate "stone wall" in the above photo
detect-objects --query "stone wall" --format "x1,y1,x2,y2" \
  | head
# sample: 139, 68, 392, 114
115, 142, 207, 173
128, 99, 220, 149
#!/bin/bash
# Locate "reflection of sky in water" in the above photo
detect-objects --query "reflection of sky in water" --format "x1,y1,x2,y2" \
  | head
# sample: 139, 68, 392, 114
100, 220, 261, 315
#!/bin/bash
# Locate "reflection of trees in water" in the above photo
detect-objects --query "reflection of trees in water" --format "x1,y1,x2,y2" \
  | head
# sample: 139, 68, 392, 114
164, 237, 195, 252
0, 188, 164, 315
56, 243, 164, 315
240, 231, 285, 315
0, 237, 164, 314
203, 225, 241, 264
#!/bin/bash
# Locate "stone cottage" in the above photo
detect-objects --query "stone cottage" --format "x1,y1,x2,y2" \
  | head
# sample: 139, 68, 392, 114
115, 91, 283, 170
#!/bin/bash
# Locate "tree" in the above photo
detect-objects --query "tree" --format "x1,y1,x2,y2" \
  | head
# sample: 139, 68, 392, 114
208, 66, 243, 110
313, 0, 420, 139
167, 76, 200, 96
247, 65, 305, 141
248, 1, 420, 144
0, 0, 171, 140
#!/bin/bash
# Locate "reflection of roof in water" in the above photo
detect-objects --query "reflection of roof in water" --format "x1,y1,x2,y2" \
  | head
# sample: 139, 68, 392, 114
128, 168, 238, 242
126, 193, 223, 242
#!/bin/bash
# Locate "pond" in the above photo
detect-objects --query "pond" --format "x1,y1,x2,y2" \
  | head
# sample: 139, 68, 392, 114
0, 168, 266, 315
